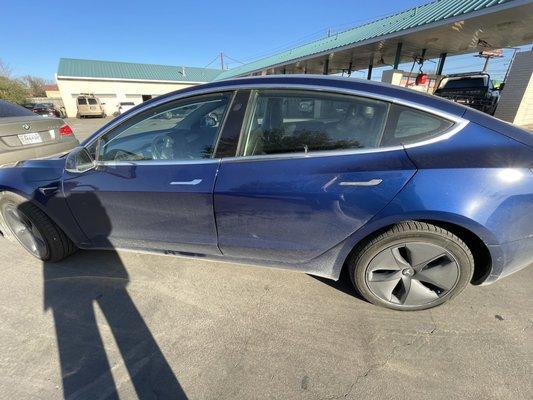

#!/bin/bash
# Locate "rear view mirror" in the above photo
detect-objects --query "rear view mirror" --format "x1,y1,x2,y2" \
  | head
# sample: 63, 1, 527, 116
65, 147, 95, 174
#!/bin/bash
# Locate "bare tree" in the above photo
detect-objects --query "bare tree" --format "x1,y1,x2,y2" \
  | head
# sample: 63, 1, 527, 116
21, 75, 47, 97
0, 59, 13, 77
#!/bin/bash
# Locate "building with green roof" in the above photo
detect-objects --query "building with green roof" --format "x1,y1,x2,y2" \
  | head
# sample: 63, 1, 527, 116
56, 58, 223, 117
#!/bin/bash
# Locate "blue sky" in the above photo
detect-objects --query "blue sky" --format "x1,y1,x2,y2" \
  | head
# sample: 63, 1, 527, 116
0, 0, 526, 82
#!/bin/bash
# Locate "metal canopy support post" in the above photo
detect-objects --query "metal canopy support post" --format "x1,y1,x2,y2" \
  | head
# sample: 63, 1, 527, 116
367, 56, 373, 80
393, 43, 403, 69
436, 52, 447, 75
323, 57, 330, 75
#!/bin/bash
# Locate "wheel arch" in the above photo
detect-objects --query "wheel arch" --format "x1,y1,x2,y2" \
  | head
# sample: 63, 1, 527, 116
0, 187, 87, 246
334, 212, 498, 285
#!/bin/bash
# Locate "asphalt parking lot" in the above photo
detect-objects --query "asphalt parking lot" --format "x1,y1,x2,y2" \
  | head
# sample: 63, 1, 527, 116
66, 116, 114, 142
0, 117, 531, 399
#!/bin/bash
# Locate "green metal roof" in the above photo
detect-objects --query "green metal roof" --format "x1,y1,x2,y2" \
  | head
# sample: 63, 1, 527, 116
216, 0, 516, 80
58, 58, 223, 83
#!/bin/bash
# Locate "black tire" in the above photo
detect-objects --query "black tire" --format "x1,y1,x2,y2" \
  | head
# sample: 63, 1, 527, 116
348, 221, 474, 311
0, 192, 77, 262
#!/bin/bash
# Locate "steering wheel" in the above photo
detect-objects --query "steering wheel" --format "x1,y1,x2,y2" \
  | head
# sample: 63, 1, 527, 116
151, 134, 176, 160
105, 148, 141, 161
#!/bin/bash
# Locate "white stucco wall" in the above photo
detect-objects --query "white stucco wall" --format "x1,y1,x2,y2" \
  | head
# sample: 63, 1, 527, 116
495, 51, 533, 127
56, 78, 200, 117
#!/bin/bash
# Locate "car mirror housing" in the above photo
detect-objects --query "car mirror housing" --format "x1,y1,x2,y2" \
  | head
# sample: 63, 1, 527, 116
65, 147, 96, 174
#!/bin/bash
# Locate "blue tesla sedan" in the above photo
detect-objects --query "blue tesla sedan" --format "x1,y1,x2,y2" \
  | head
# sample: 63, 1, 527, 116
0, 75, 531, 310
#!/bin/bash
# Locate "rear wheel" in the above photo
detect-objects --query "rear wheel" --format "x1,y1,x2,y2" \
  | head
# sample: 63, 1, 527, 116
0, 193, 77, 262
349, 221, 474, 310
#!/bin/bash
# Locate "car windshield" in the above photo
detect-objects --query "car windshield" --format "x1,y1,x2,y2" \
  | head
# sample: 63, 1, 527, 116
0, 99, 36, 117
440, 77, 486, 89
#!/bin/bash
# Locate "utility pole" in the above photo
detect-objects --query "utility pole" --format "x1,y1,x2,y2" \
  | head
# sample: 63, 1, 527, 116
220, 52, 225, 70
475, 49, 503, 72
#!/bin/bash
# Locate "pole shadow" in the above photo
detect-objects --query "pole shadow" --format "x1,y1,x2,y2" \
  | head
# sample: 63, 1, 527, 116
40, 192, 187, 400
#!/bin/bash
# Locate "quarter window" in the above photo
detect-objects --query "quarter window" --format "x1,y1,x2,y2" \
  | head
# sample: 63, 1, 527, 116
95, 93, 232, 162
380, 105, 454, 147
241, 90, 390, 156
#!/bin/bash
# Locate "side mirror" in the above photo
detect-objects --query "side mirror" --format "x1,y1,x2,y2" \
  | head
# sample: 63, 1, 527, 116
65, 147, 96, 174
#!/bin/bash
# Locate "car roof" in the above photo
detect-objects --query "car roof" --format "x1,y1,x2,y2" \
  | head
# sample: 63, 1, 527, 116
150, 74, 468, 117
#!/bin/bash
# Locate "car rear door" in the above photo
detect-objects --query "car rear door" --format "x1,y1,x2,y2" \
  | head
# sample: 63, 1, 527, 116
213, 89, 417, 263
63, 92, 235, 255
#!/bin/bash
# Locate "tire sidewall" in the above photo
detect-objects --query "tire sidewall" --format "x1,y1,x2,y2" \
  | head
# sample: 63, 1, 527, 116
0, 193, 52, 261
353, 230, 474, 311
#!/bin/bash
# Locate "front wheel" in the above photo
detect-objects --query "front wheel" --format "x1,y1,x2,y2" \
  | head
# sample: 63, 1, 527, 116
349, 221, 474, 310
0, 193, 77, 262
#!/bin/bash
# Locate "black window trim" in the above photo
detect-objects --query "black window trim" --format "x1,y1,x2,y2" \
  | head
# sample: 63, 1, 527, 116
213, 89, 251, 158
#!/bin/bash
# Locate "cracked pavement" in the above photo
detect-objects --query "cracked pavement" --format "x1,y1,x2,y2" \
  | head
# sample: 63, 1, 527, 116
0, 238, 531, 399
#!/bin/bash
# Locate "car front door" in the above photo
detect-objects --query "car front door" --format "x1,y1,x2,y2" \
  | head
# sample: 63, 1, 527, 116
63, 92, 234, 255
213, 89, 418, 263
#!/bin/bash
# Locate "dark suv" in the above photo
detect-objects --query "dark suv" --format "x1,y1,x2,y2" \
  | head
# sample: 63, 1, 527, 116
434, 72, 500, 115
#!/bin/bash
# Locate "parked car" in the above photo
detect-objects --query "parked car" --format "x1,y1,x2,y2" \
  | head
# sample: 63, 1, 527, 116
118, 101, 135, 115
434, 72, 500, 115
0, 99, 78, 167
0, 76, 531, 310
31, 103, 60, 118
76, 94, 106, 118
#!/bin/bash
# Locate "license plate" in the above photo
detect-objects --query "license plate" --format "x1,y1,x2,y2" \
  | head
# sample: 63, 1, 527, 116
18, 132, 42, 145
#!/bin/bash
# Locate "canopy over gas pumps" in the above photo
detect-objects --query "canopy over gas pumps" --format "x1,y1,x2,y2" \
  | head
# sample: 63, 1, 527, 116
215, 0, 533, 80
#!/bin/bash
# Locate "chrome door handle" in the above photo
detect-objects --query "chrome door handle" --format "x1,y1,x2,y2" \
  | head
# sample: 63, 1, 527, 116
339, 179, 383, 187
170, 179, 202, 185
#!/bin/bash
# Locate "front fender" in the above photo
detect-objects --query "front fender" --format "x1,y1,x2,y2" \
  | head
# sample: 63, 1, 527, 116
0, 160, 88, 245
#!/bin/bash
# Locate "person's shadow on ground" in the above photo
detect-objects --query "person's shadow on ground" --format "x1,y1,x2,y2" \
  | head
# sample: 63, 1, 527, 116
41, 192, 187, 400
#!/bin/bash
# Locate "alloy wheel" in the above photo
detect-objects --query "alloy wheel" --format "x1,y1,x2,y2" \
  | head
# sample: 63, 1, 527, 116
2, 204, 49, 259
365, 242, 460, 307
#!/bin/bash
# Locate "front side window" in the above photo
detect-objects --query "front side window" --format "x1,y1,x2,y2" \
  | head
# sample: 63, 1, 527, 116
95, 93, 231, 162
241, 90, 390, 156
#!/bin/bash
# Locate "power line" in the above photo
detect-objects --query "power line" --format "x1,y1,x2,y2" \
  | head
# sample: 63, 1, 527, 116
203, 54, 220, 69
223, 54, 245, 65
236, 9, 409, 64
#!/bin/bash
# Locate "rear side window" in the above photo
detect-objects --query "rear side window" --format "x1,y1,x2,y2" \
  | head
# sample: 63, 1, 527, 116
380, 105, 454, 147
0, 99, 35, 117
77, 97, 87, 105
440, 77, 485, 89
241, 90, 390, 156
